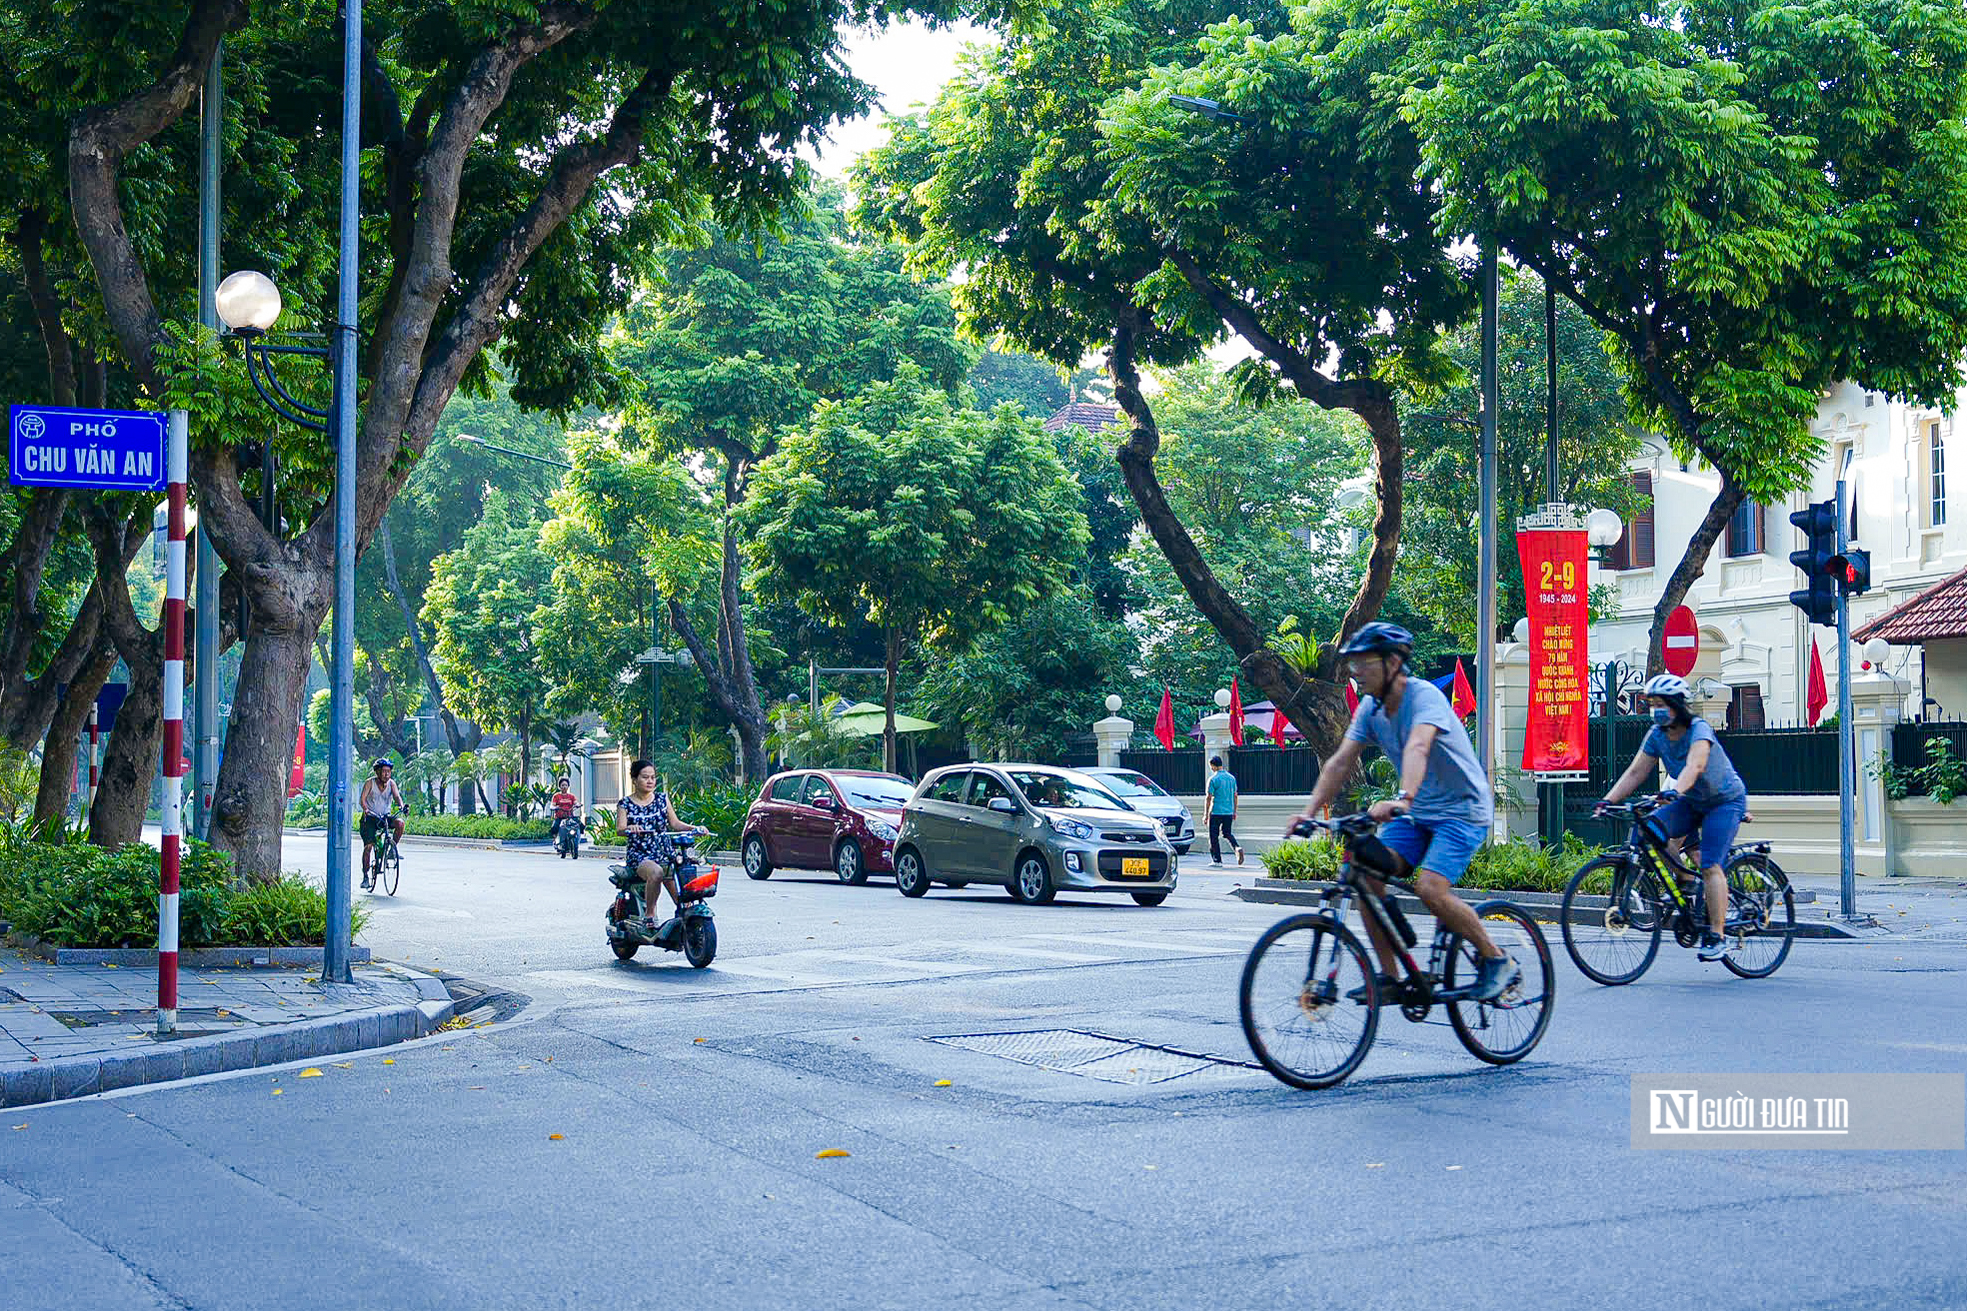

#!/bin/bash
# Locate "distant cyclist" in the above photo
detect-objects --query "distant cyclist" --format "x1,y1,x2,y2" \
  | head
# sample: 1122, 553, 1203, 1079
359, 758, 406, 892
1597, 673, 1746, 962
1291, 623, 1519, 1002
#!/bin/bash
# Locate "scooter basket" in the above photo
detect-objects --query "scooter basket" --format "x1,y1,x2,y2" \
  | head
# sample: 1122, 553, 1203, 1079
678, 864, 720, 901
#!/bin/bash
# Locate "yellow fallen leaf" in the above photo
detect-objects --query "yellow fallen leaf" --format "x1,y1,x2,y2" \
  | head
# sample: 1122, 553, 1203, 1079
933, 1080, 952, 1087
815, 1149, 852, 1159
548, 1133, 565, 1141
382, 1058, 394, 1065
101, 962, 118, 969
693, 1038, 706, 1044
332, 1062, 353, 1069
298, 1068, 324, 1078
271, 1089, 284, 1096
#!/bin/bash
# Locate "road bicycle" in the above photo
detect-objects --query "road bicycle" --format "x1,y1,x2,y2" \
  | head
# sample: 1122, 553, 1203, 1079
368, 814, 403, 897
1238, 813, 1555, 1090
1559, 795, 1794, 985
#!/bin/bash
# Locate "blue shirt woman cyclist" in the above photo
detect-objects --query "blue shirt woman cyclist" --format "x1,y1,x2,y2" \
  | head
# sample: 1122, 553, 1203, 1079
1597, 673, 1748, 962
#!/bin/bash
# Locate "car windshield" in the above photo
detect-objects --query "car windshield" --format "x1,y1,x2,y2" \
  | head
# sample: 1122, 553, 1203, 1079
840, 777, 915, 809
1093, 771, 1164, 798
1007, 771, 1127, 811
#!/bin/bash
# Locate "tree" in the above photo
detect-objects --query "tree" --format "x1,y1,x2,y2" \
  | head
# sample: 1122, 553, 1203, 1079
40, 0, 995, 881
1378, 0, 1967, 667
856, 0, 1473, 757
1398, 271, 1645, 646
608, 180, 974, 781
965, 349, 1069, 416
742, 372, 1088, 770
423, 496, 556, 788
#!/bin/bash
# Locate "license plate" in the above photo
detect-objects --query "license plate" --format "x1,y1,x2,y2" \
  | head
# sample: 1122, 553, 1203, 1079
1121, 856, 1151, 879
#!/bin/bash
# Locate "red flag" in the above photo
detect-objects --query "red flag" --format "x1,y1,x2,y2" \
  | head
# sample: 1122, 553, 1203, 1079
1344, 683, 1360, 715
1270, 704, 1289, 743
1451, 658, 1478, 719
1806, 639, 1829, 725
1152, 688, 1176, 751
1228, 677, 1245, 746
288, 723, 306, 798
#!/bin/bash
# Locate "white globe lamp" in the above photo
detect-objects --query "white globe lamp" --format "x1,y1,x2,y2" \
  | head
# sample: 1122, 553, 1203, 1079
215, 270, 283, 333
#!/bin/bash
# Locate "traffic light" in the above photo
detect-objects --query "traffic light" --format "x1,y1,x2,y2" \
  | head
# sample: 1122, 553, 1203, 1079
1830, 547, 1871, 596
1789, 500, 1838, 626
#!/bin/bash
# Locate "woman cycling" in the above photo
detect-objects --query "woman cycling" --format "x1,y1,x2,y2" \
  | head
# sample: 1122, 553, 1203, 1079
1597, 673, 1748, 962
614, 760, 707, 934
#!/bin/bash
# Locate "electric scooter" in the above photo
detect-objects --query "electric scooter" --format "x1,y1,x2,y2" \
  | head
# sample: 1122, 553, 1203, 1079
606, 832, 718, 967
554, 814, 583, 859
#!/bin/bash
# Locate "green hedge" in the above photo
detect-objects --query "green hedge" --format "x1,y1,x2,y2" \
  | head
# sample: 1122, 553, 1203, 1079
401, 814, 548, 841
0, 824, 366, 949
1261, 834, 1603, 894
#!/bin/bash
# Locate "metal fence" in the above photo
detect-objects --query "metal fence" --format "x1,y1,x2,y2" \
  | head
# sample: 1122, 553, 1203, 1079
1712, 727, 1841, 795
1115, 749, 1206, 796
1226, 746, 1319, 796
1890, 721, 1967, 797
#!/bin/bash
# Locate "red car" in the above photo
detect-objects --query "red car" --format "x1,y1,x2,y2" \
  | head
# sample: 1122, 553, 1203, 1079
740, 769, 917, 885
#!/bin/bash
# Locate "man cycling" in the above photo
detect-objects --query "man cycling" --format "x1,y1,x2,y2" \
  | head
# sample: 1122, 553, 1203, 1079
359, 758, 406, 891
1289, 623, 1519, 1002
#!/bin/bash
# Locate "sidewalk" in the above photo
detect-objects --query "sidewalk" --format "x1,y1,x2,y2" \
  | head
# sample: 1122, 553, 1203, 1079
0, 945, 459, 1108
1783, 871, 1967, 941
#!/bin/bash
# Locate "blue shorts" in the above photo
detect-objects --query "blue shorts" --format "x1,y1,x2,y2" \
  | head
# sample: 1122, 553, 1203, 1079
1646, 796, 1746, 870
1379, 816, 1488, 884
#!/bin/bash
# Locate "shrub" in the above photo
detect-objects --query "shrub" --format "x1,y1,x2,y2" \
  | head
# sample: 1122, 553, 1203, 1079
222, 876, 368, 946
1260, 838, 1345, 881
402, 813, 547, 841
1258, 832, 1601, 893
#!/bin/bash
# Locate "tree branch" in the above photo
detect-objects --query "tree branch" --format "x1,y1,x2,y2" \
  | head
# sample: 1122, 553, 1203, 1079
11, 208, 78, 405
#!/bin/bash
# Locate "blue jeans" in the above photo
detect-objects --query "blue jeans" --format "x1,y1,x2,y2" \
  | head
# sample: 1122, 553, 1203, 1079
1647, 796, 1746, 870
1379, 816, 1488, 885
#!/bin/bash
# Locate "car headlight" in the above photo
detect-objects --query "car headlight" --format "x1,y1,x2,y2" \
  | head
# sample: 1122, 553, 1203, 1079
1050, 817, 1096, 841
867, 820, 899, 842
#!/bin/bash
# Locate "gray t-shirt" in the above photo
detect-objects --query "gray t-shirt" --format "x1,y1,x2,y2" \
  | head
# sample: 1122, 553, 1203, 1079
1345, 677, 1492, 826
1641, 719, 1746, 806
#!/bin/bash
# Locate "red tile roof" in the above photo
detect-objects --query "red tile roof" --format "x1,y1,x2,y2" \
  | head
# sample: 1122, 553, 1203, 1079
1042, 401, 1120, 435
1854, 565, 1967, 643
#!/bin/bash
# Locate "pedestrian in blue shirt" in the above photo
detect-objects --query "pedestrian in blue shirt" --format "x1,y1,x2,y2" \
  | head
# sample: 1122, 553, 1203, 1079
1206, 755, 1243, 866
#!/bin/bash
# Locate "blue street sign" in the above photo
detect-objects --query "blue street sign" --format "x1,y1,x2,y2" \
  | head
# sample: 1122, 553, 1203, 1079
8, 404, 168, 491
95, 682, 129, 734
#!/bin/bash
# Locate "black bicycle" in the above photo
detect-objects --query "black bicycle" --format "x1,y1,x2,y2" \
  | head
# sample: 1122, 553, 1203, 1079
1238, 814, 1556, 1090
369, 813, 403, 897
1559, 795, 1794, 985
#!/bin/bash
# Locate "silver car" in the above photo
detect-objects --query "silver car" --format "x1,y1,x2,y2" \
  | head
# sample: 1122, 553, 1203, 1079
1082, 766, 1195, 855
893, 764, 1177, 906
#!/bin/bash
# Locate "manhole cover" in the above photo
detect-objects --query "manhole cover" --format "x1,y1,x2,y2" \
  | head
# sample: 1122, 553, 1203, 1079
927, 1028, 1258, 1085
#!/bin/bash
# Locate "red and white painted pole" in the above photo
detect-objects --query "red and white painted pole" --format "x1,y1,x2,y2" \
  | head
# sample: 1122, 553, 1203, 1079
158, 410, 188, 1037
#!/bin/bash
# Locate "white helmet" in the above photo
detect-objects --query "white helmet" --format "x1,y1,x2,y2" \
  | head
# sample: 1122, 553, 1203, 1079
1642, 673, 1690, 699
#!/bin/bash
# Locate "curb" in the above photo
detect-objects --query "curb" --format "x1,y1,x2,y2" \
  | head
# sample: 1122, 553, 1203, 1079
6, 935, 372, 968
0, 963, 460, 1110
1231, 881, 1861, 939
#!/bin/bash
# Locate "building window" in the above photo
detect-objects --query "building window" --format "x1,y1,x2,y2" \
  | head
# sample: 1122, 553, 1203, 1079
1726, 684, 1766, 731
1726, 499, 1763, 558
1928, 420, 1948, 528
1607, 471, 1655, 570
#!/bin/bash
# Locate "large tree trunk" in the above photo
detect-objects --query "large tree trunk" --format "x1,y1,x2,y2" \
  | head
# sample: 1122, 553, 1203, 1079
1105, 320, 1353, 758
1645, 479, 1745, 675
88, 651, 162, 848
0, 588, 107, 751
33, 638, 119, 827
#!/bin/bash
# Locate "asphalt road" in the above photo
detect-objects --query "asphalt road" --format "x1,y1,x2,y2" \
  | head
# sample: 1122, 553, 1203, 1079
6, 837, 1964, 1311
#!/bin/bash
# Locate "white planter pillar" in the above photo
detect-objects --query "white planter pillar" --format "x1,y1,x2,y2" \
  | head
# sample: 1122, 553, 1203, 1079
1092, 716, 1134, 768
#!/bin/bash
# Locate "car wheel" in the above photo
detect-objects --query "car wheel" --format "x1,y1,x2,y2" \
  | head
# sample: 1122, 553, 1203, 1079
1008, 851, 1055, 905
1132, 891, 1169, 907
835, 838, 869, 886
743, 835, 772, 881
895, 848, 931, 898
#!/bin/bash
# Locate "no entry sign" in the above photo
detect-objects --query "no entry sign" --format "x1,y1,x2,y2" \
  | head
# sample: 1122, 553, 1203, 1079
9, 404, 168, 491
1663, 605, 1700, 677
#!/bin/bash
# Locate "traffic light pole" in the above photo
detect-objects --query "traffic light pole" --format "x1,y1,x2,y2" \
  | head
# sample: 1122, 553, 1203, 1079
1835, 479, 1857, 920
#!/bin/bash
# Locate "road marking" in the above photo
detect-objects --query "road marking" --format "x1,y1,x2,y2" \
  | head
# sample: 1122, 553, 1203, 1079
1029, 934, 1241, 955
524, 969, 652, 993
823, 953, 988, 975
975, 944, 1111, 963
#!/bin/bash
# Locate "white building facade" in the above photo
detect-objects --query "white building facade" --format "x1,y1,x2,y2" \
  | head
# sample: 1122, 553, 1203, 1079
1588, 380, 1967, 725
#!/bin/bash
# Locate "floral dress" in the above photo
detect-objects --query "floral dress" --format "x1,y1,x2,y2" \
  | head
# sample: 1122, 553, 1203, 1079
622, 792, 673, 869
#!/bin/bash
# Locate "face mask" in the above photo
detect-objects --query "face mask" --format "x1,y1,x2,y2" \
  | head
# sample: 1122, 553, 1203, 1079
1651, 707, 1674, 727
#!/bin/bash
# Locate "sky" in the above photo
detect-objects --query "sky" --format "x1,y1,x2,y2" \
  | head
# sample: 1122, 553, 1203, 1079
810, 20, 991, 176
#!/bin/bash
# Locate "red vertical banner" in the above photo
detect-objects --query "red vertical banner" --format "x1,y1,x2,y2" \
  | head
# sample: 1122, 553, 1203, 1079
289, 723, 306, 798
1516, 527, 1590, 774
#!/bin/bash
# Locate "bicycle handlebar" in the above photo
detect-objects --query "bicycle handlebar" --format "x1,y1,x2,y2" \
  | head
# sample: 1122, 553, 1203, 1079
1290, 812, 1378, 840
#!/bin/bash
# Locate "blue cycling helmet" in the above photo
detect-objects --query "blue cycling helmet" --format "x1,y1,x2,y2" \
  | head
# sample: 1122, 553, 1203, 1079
1338, 622, 1414, 660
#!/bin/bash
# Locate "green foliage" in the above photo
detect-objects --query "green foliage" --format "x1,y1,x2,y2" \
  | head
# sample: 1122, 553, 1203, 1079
767, 697, 883, 771
1260, 837, 1345, 882
1874, 737, 1967, 805
0, 829, 355, 948
399, 814, 548, 841
0, 741, 37, 824
966, 350, 1078, 416
669, 783, 756, 854
1261, 831, 1600, 892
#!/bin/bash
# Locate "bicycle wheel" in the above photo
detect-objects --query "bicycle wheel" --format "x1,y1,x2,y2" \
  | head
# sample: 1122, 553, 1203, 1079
1445, 901, 1555, 1065
379, 843, 401, 897
1720, 850, 1794, 979
1238, 913, 1379, 1090
1561, 855, 1661, 985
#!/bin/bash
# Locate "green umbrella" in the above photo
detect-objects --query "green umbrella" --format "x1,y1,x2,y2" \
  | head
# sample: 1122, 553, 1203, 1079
833, 701, 939, 737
